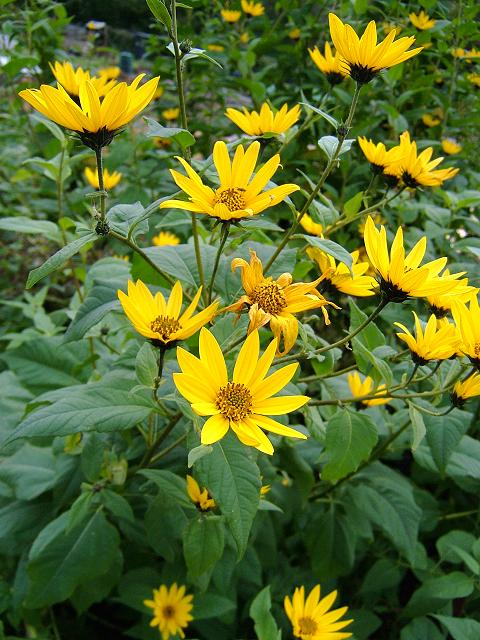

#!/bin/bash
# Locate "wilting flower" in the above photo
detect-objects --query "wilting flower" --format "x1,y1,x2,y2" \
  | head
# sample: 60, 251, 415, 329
225, 103, 301, 136
363, 216, 461, 302
308, 43, 347, 85
173, 328, 309, 454
307, 247, 376, 297
144, 584, 193, 640
299, 213, 324, 236
451, 372, 480, 407
357, 136, 404, 174
441, 138, 462, 155
160, 140, 299, 221
422, 113, 441, 127
49, 61, 117, 98
347, 371, 391, 406
84, 166, 122, 190
289, 28, 301, 40
284, 584, 353, 640
225, 250, 335, 355
98, 66, 121, 80
428, 272, 478, 316
152, 231, 180, 246
328, 13, 422, 84
186, 475, 215, 511
394, 312, 460, 364
409, 11, 436, 30
117, 280, 218, 346
19, 74, 159, 150
221, 9, 241, 22
241, 0, 264, 16
452, 297, 480, 367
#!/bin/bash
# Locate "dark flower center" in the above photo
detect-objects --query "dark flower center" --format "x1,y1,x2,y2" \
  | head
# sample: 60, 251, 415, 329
150, 315, 181, 341
348, 63, 377, 84
216, 382, 253, 421
298, 616, 318, 635
162, 605, 175, 619
379, 277, 409, 303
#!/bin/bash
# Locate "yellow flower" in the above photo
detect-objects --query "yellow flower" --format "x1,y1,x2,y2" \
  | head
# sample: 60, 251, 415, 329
363, 215, 461, 302
49, 61, 117, 98
207, 44, 225, 52
260, 484, 271, 496
441, 138, 462, 155
468, 72, 480, 87
427, 271, 478, 316
160, 140, 299, 221
464, 48, 480, 60
299, 213, 324, 236
154, 137, 172, 148
144, 584, 193, 640
117, 280, 218, 346
384, 131, 459, 187
409, 11, 436, 30
225, 250, 335, 356
152, 231, 180, 246
307, 247, 376, 297
452, 296, 480, 366
452, 47, 466, 58
153, 86, 165, 100
289, 28, 301, 40
308, 43, 347, 85
328, 13, 422, 84
284, 584, 353, 640
240, 32, 250, 43
98, 65, 121, 80
422, 113, 441, 127
19, 74, 159, 150
173, 328, 309, 455
84, 166, 122, 190
347, 371, 391, 406
241, 0, 264, 16
162, 107, 180, 121
452, 372, 480, 406
357, 136, 404, 173
225, 103, 301, 136
186, 475, 215, 510
221, 9, 241, 22
383, 22, 401, 36
394, 312, 460, 364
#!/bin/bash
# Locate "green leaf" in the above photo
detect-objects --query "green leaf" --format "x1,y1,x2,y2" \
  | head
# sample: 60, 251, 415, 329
409, 403, 427, 452
352, 338, 393, 387
343, 191, 364, 217
0, 217, 62, 243
196, 432, 261, 557
30, 113, 65, 143
188, 444, 213, 468
144, 117, 195, 149
349, 299, 385, 350
26, 233, 96, 289
318, 135, 355, 159
404, 572, 474, 617
322, 409, 378, 482
0, 444, 57, 500
400, 617, 445, 640
146, 0, 172, 30
135, 343, 158, 387
299, 101, 338, 128
100, 490, 134, 522
433, 615, 480, 639
107, 202, 148, 240
193, 593, 236, 620
301, 235, 353, 270
26, 510, 120, 607
249, 586, 282, 640
183, 515, 225, 578
138, 469, 192, 509
64, 281, 121, 342
305, 508, 356, 579
70, 549, 123, 614
424, 409, 470, 474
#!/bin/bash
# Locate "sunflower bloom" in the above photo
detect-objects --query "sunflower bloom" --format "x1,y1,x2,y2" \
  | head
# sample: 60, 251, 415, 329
328, 13, 422, 84
409, 11, 436, 30
284, 584, 353, 640
225, 103, 301, 136
225, 250, 335, 356
221, 9, 241, 22
186, 475, 215, 511
162, 107, 180, 121
363, 216, 461, 302
468, 73, 480, 87
441, 138, 462, 155
357, 136, 404, 174
144, 584, 193, 640
452, 373, 480, 407
422, 112, 442, 127
308, 43, 347, 85
427, 270, 477, 316
241, 0, 264, 16
152, 231, 180, 247
160, 140, 299, 221
347, 371, 391, 406
174, 328, 309, 455
49, 61, 117, 98
394, 312, 460, 364
19, 74, 159, 150
84, 166, 122, 190
117, 280, 218, 346
307, 247, 376, 297
299, 213, 324, 236
452, 297, 480, 367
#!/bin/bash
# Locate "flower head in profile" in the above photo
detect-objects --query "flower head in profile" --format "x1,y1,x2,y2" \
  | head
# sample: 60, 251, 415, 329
144, 583, 193, 640
452, 297, 480, 367
394, 312, 460, 364
186, 475, 215, 511
117, 280, 218, 347
84, 166, 122, 190
19, 74, 159, 150
162, 107, 180, 121
174, 328, 309, 455
152, 231, 180, 247
427, 272, 478, 317
357, 136, 404, 174
410, 11, 436, 30
363, 216, 461, 303
452, 372, 480, 407
307, 247, 376, 297
284, 584, 353, 639
308, 43, 347, 85
49, 61, 117, 98
328, 13, 422, 84
422, 112, 442, 127
299, 213, 324, 237
441, 138, 462, 155
241, 0, 264, 16
225, 103, 301, 136
221, 9, 241, 22
347, 371, 391, 407
160, 140, 299, 221
225, 250, 336, 356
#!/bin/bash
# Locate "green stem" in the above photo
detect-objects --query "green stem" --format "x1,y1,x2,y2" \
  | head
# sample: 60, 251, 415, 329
208, 222, 230, 304
94, 146, 107, 222
136, 411, 182, 471
150, 432, 187, 464
264, 83, 362, 273
153, 346, 167, 404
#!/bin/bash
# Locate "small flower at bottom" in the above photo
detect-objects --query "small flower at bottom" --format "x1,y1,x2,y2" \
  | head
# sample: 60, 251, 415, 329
186, 475, 215, 511
284, 584, 353, 639
117, 280, 218, 347
152, 231, 181, 246
394, 312, 460, 364
144, 583, 193, 640
84, 166, 122, 190
451, 372, 480, 407
347, 371, 391, 407
173, 328, 309, 455
308, 43, 347, 85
